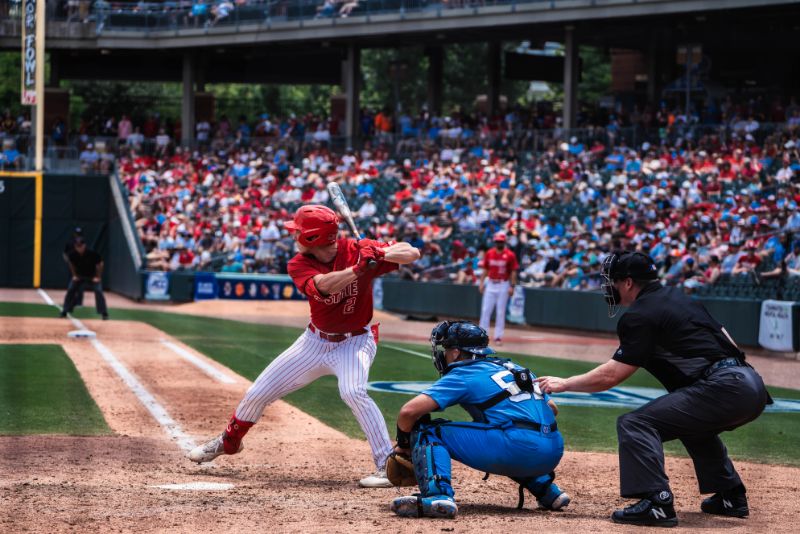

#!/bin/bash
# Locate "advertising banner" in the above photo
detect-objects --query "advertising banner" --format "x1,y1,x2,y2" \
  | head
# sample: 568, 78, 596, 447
20, 0, 38, 105
758, 299, 795, 352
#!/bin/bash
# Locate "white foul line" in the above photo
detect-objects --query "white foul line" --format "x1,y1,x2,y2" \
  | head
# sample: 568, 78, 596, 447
37, 287, 89, 331
90, 338, 196, 451
383, 343, 430, 360
37, 289, 196, 452
160, 340, 237, 384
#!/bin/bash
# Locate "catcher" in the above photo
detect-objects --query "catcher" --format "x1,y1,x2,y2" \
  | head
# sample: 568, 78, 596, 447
387, 321, 570, 519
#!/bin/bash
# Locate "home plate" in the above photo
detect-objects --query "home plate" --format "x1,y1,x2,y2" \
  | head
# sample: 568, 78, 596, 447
67, 329, 96, 339
152, 482, 234, 491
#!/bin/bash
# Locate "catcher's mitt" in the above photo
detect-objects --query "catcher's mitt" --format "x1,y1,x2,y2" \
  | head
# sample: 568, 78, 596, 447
386, 452, 416, 487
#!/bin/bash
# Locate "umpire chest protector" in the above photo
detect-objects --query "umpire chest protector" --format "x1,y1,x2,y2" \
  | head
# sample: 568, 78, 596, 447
613, 283, 750, 391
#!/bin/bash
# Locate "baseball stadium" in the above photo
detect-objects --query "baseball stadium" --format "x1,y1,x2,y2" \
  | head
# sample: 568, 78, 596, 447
2, 0, 800, 531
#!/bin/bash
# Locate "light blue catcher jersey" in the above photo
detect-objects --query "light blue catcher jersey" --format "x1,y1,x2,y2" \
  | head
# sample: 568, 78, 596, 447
422, 358, 556, 427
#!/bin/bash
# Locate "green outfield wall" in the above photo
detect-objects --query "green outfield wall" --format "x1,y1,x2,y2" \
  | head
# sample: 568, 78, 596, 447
382, 280, 770, 348
0, 172, 142, 299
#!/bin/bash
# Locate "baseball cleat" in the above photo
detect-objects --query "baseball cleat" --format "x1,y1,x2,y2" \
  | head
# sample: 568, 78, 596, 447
701, 488, 749, 518
611, 491, 678, 527
187, 434, 243, 463
390, 495, 457, 519
359, 469, 393, 488
537, 482, 571, 511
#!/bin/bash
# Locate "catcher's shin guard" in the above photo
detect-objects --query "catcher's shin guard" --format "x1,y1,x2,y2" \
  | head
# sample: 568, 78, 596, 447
223, 414, 254, 454
411, 427, 454, 499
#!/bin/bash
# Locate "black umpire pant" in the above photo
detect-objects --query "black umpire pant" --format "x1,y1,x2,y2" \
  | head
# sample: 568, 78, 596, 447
616, 366, 769, 498
62, 277, 108, 316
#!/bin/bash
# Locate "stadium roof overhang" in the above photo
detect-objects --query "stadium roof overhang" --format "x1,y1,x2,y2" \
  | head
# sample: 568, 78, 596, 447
0, 0, 798, 87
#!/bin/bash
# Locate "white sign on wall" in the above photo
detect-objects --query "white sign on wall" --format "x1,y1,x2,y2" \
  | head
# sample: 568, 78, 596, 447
758, 299, 794, 352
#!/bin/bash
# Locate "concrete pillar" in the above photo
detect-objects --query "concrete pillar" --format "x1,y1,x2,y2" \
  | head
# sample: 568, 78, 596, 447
342, 45, 361, 143
426, 46, 443, 116
563, 26, 579, 129
487, 42, 502, 117
182, 51, 196, 147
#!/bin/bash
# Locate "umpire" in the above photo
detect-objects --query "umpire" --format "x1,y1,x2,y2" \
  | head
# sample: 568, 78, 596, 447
60, 236, 109, 320
537, 251, 770, 528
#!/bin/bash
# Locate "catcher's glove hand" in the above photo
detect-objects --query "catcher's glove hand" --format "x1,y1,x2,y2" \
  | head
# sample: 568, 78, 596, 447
386, 452, 416, 487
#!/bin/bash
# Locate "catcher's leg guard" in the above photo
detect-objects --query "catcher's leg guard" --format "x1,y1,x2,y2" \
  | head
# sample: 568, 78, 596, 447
411, 425, 454, 499
223, 414, 253, 454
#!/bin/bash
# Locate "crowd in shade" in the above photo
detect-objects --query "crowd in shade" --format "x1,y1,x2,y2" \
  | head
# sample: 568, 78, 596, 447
119, 103, 800, 299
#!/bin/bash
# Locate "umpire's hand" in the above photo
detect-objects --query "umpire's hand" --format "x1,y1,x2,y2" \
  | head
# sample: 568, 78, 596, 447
535, 376, 568, 394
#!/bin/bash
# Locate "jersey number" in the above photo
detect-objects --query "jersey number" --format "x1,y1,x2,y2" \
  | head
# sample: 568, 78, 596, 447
343, 296, 357, 314
490, 370, 543, 402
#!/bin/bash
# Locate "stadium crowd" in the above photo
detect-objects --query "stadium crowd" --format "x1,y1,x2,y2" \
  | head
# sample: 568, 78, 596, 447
115, 99, 800, 300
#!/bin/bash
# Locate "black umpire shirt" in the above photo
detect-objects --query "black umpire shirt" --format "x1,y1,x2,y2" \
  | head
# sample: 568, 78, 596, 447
68, 249, 103, 278
612, 283, 741, 392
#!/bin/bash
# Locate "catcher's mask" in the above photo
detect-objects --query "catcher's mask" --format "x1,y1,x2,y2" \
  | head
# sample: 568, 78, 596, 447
601, 251, 659, 318
429, 320, 495, 375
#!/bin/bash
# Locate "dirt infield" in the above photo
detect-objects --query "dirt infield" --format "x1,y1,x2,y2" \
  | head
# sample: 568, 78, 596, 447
2, 315, 799, 532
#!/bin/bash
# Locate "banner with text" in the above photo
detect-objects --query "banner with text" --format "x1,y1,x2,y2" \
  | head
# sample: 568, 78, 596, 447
507, 285, 526, 324
758, 299, 796, 352
20, 0, 38, 105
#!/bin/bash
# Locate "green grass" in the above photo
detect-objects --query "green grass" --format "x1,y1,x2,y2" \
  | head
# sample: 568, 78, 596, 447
0, 344, 110, 435
2, 300, 799, 465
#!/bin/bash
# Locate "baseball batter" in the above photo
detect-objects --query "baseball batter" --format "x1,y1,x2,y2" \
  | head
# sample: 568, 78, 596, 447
189, 204, 420, 488
479, 232, 519, 344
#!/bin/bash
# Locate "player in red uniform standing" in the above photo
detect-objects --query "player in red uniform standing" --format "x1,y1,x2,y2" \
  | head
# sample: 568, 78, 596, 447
479, 232, 519, 345
189, 204, 420, 487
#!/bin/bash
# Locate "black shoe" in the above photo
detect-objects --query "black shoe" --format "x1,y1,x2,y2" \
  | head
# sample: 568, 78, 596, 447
701, 486, 749, 518
59, 311, 67, 318
611, 491, 678, 527
102, 314, 109, 321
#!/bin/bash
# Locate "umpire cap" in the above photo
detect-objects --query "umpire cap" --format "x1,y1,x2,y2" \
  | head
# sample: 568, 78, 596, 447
604, 251, 659, 282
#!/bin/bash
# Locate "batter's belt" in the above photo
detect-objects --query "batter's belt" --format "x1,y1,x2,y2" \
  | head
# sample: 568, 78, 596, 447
308, 323, 369, 343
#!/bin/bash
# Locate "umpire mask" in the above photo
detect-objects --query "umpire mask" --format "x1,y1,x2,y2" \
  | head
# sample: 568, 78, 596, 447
601, 251, 659, 318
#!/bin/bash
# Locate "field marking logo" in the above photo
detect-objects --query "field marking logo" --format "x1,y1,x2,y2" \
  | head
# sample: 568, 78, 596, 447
366, 382, 800, 413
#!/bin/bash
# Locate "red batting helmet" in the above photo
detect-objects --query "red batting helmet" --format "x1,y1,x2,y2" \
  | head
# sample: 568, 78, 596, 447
285, 205, 340, 247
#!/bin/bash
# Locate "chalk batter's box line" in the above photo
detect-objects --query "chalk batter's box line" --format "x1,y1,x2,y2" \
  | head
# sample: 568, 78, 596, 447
0, 171, 42, 287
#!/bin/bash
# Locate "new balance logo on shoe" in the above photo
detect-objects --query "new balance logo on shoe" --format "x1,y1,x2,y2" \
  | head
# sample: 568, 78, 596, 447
723, 499, 733, 508
651, 507, 667, 520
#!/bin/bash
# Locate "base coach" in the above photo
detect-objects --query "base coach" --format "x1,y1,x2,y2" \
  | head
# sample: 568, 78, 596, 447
537, 251, 771, 527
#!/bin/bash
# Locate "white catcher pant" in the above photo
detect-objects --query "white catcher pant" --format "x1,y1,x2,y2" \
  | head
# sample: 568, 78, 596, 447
235, 328, 393, 469
479, 279, 510, 341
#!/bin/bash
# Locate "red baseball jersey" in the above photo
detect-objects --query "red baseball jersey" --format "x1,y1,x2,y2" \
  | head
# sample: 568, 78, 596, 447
482, 247, 519, 281
288, 238, 397, 333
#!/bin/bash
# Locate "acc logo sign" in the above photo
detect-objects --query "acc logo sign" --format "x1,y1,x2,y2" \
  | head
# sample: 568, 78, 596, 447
366, 382, 800, 414
145, 272, 169, 300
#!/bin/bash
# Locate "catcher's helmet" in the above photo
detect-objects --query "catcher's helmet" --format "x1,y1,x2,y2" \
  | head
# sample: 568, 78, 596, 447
285, 204, 340, 247
429, 321, 495, 375
601, 250, 658, 317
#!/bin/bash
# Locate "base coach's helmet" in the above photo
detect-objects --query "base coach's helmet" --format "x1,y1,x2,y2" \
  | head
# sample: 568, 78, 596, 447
430, 321, 496, 375
285, 205, 340, 247
601, 250, 658, 317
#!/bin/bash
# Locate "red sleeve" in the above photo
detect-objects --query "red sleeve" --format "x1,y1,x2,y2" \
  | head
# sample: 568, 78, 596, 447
359, 238, 399, 276
288, 255, 322, 298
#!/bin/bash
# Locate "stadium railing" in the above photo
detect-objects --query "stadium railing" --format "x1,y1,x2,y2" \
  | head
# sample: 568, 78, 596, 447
33, 0, 673, 34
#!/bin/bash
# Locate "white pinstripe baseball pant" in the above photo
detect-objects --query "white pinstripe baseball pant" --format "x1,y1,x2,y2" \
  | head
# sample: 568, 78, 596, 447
235, 328, 393, 469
